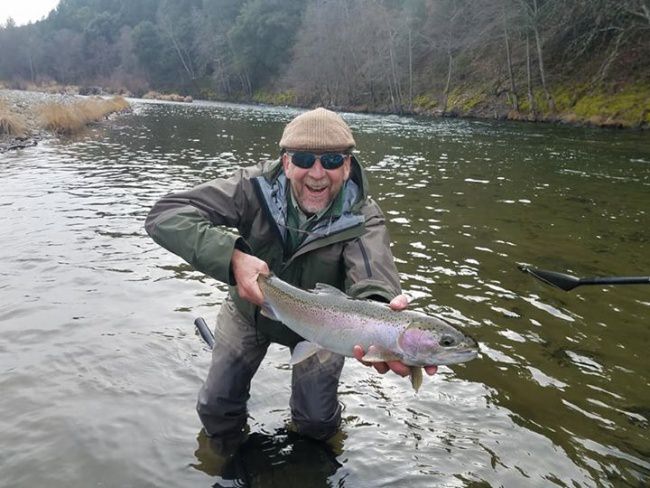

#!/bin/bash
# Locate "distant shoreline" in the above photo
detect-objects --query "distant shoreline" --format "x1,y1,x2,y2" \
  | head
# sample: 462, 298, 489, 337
2, 84, 647, 153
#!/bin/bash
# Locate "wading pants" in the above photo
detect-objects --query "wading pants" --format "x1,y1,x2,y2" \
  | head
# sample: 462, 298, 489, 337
196, 299, 345, 441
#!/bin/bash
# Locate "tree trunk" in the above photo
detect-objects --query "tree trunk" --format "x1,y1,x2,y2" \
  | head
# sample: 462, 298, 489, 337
594, 28, 626, 85
442, 51, 453, 113
526, 33, 536, 117
239, 72, 252, 97
408, 27, 413, 111
502, 6, 519, 111
387, 78, 396, 112
531, 0, 555, 112
160, 14, 197, 89
387, 29, 402, 112
28, 50, 35, 83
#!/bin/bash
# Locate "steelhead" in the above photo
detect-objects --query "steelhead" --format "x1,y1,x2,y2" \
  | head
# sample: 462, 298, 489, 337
258, 274, 478, 391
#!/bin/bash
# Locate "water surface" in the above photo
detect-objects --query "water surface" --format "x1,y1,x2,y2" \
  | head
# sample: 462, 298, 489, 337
1, 93, 648, 487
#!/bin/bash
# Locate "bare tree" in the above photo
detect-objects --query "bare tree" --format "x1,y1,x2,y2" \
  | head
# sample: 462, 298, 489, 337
156, 2, 201, 87
525, 32, 537, 116
502, 2, 519, 111
622, 0, 650, 26
518, 0, 556, 112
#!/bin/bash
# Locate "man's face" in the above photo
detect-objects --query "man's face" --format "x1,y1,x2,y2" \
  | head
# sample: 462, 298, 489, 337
282, 152, 351, 215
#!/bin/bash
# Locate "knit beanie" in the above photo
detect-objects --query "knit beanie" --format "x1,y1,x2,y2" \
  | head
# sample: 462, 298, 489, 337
279, 107, 356, 152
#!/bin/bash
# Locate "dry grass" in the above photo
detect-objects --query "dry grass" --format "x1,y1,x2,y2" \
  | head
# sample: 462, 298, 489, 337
38, 96, 130, 134
0, 100, 27, 136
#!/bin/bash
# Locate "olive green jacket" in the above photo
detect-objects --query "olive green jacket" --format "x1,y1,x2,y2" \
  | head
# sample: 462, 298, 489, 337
144, 157, 401, 346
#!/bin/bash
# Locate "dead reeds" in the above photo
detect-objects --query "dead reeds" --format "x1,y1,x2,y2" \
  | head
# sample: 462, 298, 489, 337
0, 100, 27, 136
38, 96, 130, 134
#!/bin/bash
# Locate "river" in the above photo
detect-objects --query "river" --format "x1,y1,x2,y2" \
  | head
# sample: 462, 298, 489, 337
1, 93, 648, 487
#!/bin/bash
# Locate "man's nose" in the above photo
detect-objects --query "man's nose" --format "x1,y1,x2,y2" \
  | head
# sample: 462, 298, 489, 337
308, 158, 326, 177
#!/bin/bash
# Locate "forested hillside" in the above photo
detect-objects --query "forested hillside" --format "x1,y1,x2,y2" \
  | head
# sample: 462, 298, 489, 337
2, 0, 649, 126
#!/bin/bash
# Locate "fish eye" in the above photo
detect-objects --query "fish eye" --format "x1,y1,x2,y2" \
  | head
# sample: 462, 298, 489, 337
440, 335, 456, 347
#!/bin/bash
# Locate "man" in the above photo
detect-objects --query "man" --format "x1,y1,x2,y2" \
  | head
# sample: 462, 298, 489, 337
145, 108, 437, 444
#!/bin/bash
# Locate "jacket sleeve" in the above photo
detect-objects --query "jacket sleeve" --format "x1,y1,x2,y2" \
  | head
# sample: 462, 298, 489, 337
343, 197, 402, 302
144, 167, 257, 285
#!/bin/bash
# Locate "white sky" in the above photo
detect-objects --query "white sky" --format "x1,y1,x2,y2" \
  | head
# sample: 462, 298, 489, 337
1, 0, 61, 26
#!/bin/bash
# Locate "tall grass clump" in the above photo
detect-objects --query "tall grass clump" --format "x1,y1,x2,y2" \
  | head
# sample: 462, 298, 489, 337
39, 96, 130, 134
0, 100, 27, 136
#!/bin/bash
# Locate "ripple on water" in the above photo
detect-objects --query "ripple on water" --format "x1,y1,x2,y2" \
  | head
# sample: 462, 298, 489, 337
1, 95, 648, 487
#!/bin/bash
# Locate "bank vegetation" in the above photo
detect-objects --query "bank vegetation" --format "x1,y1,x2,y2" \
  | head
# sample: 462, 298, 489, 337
1, 0, 649, 128
1, 93, 131, 152
39, 96, 130, 134
0, 100, 27, 136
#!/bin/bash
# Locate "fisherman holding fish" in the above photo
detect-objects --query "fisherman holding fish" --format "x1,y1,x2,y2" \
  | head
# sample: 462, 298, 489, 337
145, 108, 466, 445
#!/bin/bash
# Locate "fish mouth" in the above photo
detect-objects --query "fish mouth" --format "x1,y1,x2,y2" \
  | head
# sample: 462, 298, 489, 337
428, 348, 479, 366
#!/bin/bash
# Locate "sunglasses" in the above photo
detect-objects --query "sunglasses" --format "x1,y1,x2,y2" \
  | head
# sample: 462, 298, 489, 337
287, 151, 348, 170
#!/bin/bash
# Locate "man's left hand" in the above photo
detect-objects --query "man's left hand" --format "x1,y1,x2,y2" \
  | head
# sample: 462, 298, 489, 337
353, 293, 438, 377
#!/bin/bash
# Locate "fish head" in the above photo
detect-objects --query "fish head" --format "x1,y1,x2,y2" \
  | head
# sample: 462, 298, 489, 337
397, 316, 479, 366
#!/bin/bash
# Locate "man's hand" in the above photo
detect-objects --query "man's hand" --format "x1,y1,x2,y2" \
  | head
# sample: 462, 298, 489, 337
231, 249, 269, 306
353, 293, 438, 377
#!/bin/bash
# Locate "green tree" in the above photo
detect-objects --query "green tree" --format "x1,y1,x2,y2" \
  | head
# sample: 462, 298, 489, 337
132, 20, 174, 85
228, 0, 305, 95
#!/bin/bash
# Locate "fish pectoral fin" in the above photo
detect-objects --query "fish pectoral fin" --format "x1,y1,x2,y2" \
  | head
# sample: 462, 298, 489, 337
311, 283, 349, 298
360, 345, 400, 363
410, 367, 423, 393
290, 341, 325, 365
259, 300, 279, 321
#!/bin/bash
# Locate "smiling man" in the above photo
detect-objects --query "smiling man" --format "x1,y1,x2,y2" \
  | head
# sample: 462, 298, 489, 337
145, 107, 436, 447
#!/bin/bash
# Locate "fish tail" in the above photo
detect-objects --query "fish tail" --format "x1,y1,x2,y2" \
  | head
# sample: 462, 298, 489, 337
410, 367, 423, 393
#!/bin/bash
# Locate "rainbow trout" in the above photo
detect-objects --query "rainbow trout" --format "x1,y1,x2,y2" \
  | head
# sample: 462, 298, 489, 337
258, 274, 478, 391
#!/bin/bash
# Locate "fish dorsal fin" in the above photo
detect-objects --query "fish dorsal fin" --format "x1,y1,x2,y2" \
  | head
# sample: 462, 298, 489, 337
291, 341, 328, 365
311, 283, 349, 298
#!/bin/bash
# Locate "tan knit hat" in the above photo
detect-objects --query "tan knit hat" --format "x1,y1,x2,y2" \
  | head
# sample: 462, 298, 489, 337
279, 107, 356, 152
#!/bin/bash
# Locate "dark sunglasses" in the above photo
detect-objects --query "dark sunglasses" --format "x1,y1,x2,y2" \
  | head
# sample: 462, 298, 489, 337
287, 151, 348, 170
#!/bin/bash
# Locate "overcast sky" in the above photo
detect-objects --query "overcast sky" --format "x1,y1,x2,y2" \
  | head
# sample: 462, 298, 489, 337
1, 0, 60, 26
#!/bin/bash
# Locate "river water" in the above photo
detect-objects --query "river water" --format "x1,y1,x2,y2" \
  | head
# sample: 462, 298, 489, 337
1, 93, 648, 487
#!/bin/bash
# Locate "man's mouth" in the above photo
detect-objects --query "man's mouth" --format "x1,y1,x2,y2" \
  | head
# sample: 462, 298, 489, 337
306, 184, 327, 193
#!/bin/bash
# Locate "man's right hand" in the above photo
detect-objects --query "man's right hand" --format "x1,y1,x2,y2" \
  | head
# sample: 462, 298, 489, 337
231, 249, 269, 306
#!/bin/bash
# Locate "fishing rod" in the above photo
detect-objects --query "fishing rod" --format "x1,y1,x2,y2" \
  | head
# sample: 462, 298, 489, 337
518, 265, 650, 292
194, 317, 215, 349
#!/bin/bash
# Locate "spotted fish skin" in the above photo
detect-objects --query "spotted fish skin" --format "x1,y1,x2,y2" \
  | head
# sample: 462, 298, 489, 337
258, 274, 478, 390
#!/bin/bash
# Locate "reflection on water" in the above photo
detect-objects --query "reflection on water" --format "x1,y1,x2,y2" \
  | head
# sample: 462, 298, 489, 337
193, 429, 343, 488
0, 93, 648, 487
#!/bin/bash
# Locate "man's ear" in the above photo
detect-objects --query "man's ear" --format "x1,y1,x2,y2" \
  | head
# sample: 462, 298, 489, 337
281, 152, 290, 172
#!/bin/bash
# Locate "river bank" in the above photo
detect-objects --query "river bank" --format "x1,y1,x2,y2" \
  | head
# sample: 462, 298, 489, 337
0, 89, 130, 153
2, 80, 648, 152
251, 82, 650, 130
